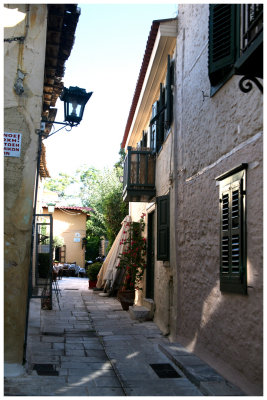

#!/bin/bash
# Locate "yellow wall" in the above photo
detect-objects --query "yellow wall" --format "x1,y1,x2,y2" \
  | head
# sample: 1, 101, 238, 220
43, 207, 87, 268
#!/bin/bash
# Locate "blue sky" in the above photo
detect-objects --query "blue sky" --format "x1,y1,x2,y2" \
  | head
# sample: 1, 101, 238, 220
45, 3, 178, 177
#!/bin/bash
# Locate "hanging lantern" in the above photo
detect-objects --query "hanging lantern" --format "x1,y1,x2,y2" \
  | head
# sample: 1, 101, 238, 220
60, 86, 93, 126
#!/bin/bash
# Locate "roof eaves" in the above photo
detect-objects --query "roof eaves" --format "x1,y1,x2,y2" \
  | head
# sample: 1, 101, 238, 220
121, 18, 176, 149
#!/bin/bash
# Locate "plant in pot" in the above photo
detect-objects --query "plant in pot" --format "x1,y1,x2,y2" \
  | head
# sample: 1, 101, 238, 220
87, 262, 102, 289
116, 214, 146, 310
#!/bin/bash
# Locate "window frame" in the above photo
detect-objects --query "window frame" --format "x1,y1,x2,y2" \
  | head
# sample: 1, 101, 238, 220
208, 4, 240, 96
156, 193, 170, 261
149, 55, 174, 153
216, 164, 248, 294
209, 4, 263, 95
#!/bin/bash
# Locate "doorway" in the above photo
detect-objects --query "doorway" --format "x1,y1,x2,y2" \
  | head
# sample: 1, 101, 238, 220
146, 211, 155, 299
55, 245, 66, 263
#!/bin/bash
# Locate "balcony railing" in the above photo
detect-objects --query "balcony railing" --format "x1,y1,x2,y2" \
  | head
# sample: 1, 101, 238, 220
235, 4, 263, 92
241, 4, 263, 54
123, 146, 156, 202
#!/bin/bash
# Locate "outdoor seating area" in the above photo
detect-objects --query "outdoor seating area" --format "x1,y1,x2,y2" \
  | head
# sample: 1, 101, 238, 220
53, 262, 86, 278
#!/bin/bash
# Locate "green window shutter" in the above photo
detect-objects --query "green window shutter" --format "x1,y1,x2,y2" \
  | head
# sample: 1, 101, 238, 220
209, 4, 238, 86
150, 101, 158, 152
157, 84, 165, 152
165, 55, 174, 130
217, 165, 247, 294
157, 194, 170, 261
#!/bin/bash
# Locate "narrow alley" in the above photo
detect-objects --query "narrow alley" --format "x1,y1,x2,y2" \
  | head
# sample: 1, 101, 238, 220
4, 278, 244, 396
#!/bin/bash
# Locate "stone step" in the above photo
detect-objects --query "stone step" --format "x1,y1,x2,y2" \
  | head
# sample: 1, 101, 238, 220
158, 343, 245, 396
128, 306, 151, 321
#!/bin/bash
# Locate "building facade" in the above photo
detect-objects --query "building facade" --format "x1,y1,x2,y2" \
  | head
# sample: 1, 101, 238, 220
4, 4, 80, 375
122, 6, 263, 395
42, 206, 90, 268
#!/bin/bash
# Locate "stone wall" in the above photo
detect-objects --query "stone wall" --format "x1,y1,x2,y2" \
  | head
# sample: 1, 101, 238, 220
4, 4, 47, 368
172, 4, 263, 395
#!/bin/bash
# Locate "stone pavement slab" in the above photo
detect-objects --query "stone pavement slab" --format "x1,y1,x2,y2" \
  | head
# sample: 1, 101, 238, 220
159, 343, 245, 395
4, 277, 245, 396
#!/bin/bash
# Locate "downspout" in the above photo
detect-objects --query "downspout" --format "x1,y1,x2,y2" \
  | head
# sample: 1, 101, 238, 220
13, 4, 30, 96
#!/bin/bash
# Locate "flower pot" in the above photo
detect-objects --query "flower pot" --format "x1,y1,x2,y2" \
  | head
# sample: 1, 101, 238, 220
117, 290, 135, 310
89, 280, 97, 289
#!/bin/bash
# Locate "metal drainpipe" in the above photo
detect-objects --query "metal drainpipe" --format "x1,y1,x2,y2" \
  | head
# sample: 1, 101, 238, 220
23, 130, 42, 363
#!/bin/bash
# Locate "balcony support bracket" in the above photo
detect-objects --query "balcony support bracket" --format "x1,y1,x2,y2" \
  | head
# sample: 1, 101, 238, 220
239, 75, 263, 94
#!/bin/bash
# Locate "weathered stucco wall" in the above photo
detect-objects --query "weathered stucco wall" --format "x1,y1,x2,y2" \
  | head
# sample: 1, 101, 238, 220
4, 4, 47, 366
172, 4, 263, 395
153, 131, 175, 334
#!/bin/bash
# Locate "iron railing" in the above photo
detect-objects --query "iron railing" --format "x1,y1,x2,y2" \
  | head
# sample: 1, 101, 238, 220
123, 146, 156, 202
241, 4, 263, 53
31, 214, 53, 309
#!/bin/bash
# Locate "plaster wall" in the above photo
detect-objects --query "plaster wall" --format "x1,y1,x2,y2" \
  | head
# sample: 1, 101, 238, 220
153, 131, 175, 334
4, 4, 47, 367
128, 202, 147, 305
44, 208, 87, 268
172, 4, 263, 395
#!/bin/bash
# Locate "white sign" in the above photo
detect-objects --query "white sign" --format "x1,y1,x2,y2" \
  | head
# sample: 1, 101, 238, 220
75, 232, 81, 237
74, 238, 80, 242
4, 132, 22, 157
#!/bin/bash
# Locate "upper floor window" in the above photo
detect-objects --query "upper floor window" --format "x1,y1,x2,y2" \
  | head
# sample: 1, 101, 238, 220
209, 4, 263, 95
150, 55, 174, 153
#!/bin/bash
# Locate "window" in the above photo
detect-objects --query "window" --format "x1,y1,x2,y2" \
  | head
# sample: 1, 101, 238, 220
157, 194, 170, 261
216, 164, 247, 294
150, 55, 174, 153
209, 4, 263, 94
209, 5, 237, 90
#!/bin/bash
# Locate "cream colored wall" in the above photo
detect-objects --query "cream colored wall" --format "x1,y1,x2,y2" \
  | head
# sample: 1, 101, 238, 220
153, 130, 175, 335
171, 4, 263, 395
4, 4, 47, 367
44, 208, 87, 268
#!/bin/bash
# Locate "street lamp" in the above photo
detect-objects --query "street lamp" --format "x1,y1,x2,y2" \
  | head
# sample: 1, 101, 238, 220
47, 203, 56, 213
61, 86, 93, 126
41, 85, 93, 137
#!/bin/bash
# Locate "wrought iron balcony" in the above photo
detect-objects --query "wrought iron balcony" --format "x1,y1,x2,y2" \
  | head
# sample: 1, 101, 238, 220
235, 4, 263, 92
123, 146, 156, 202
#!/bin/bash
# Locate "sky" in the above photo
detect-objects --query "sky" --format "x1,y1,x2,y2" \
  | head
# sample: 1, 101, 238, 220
44, 3, 178, 178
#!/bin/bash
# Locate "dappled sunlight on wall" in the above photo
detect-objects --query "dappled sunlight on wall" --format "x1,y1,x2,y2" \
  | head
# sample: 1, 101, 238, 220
184, 281, 221, 352
53, 219, 71, 236
198, 281, 221, 331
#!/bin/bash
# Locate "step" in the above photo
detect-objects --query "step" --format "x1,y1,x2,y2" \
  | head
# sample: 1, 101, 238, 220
158, 343, 245, 396
128, 306, 151, 321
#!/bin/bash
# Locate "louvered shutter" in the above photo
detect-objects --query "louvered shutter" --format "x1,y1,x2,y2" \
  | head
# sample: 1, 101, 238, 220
150, 101, 158, 152
157, 194, 170, 261
59, 245, 66, 263
157, 84, 165, 152
217, 166, 247, 294
209, 4, 238, 86
165, 55, 173, 130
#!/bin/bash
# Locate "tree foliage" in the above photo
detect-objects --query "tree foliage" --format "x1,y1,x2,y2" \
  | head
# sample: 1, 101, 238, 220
77, 151, 128, 245
44, 172, 78, 203
43, 150, 128, 249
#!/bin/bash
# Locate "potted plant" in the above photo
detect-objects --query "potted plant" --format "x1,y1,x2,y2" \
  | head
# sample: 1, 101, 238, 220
116, 214, 147, 310
87, 262, 102, 289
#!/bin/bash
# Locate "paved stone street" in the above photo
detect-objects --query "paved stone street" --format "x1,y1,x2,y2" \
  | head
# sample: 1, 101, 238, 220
4, 278, 244, 396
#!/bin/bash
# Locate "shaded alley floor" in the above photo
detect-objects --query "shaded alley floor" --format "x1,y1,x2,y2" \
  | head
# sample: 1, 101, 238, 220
4, 278, 244, 396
